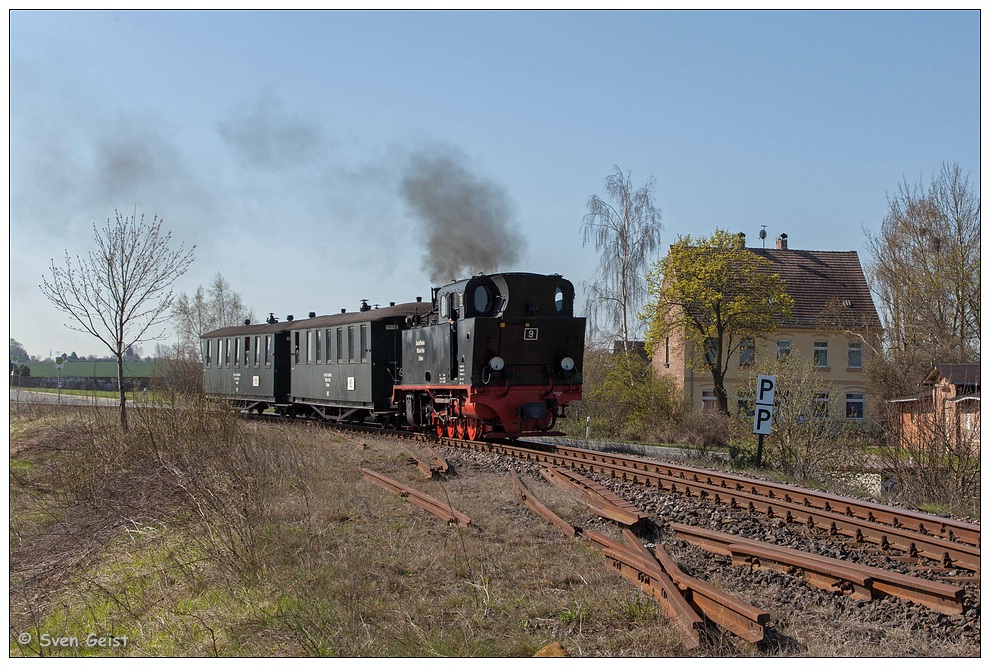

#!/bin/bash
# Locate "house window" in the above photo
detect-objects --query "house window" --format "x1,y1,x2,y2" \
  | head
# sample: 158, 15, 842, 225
701, 390, 717, 412
848, 341, 863, 369
664, 337, 670, 367
845, 392, 865, 420
777, 339, 791, 359
814, 341, 828, 368
738, 338, 754, 366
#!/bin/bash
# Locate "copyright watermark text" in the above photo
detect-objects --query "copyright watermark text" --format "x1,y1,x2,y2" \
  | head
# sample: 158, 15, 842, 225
16, 632, 129, 649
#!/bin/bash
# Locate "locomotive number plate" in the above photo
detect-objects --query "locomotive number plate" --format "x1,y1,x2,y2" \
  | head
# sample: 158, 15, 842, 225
524, 328, 539, 341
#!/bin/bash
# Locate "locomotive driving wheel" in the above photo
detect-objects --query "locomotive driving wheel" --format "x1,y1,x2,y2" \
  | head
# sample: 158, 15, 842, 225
465, 419, 481, 441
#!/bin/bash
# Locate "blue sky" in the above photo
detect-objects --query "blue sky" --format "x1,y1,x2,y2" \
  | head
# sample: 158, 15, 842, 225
8, 9, 982, 359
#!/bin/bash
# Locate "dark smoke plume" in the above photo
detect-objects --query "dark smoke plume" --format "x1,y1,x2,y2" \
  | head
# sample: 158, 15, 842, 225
400, 146, 526, 283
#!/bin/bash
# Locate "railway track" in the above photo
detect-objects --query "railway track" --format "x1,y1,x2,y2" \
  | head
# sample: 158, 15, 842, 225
248, 416, 980, 650
443, 436, 980, 572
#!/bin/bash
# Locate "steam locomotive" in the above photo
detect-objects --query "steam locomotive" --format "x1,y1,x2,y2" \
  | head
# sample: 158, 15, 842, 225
201, 272, 585, 439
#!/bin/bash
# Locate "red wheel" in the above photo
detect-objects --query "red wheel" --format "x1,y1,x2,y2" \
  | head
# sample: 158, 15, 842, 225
446, 422, 457, 438
435, 418, 445, 438
455, 420, 466, 439
466, 420, 480, 441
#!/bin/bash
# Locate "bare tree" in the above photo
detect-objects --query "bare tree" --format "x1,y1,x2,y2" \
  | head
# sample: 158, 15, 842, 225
581, 165, 663, 348
173, 272, 252, 360
41, 210, 195, 430
865, 162, 980, 364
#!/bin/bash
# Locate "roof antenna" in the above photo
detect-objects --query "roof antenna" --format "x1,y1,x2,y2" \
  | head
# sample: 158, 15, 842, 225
759, 225, 767, 248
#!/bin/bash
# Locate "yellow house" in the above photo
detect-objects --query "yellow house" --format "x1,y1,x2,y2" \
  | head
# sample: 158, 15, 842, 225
653, 233, 883, 422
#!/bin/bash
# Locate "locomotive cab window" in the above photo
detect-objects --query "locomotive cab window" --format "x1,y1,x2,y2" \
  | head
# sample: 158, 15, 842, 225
554, 286, 573, 316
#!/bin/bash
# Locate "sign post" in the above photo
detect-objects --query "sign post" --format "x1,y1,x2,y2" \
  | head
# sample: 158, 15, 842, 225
55, 355, 65, 403
752, 374, 776, 467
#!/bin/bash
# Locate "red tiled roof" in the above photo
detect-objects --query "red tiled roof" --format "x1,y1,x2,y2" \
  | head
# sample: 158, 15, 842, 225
748, 248, 881, 329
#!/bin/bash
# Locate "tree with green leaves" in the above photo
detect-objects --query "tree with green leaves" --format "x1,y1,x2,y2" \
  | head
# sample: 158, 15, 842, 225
41, 210, 195, 430
644, 228, 793, 415
581, 165, 663, 348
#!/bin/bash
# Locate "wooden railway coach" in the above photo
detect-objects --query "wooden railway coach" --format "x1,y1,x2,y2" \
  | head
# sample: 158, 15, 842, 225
202, 318, 292, 411
284, 301, 432, 421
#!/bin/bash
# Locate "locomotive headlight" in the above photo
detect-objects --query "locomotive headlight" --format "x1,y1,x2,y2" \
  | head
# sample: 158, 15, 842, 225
489, 356, 505, 371
560, 357, 575, 371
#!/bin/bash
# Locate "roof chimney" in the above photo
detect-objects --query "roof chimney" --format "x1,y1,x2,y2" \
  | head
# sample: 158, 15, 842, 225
776, 233, 788, 250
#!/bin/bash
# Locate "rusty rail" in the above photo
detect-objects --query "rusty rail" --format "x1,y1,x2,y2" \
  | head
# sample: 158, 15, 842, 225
360, 468, 472, 528
451, 440, 979, 572
539, 466, 650, 527
509, 470, 581, 538
621, 529, 770, 643
673, 523, 965, 615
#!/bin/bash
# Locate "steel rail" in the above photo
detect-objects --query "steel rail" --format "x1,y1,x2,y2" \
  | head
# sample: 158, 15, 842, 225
509, 470, 581, 538
621, 528, 770, 644
673, 523, 966, 615
448, 439, 980, 571
539, 466, 650, 527
508, 470, 769, 646
360, 468, 473, 528
541, 443, 980, 547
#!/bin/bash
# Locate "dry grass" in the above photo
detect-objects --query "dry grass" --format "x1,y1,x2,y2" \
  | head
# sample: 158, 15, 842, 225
9, 400, 693, 657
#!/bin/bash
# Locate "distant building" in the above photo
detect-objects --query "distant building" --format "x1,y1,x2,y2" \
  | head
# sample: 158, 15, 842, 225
653, 233, 883, 422
891, 364, 981, 455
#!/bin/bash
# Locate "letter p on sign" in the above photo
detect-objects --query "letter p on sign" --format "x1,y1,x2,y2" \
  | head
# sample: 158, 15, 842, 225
752, 374, 776, 435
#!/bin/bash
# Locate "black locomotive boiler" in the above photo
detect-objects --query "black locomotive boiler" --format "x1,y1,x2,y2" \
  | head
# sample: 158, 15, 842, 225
201, 272, 585, 439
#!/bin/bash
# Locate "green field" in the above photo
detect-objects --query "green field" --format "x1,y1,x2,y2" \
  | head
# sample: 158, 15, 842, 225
18, 360, 157, 378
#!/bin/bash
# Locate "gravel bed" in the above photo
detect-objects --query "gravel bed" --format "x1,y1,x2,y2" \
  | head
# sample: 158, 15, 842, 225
440, 443, 981, 656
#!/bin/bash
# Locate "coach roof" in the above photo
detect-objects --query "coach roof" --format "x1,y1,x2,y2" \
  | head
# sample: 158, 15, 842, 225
202, 301, 433, 339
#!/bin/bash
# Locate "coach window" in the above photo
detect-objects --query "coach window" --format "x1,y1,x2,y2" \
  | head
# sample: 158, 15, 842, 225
264, 335, 272, 367
348, 326, 355, 363
224, 338, 230, 366
336, 328, 344, 364
254, 336, 260, 367
244, 336, 251, 367
315, 329, 322, 363
325, 329, 331, 363
203, 340, 211, 367
234, 338, 240, 367
294, 332, 301, 364
307, 330, 315, 364
360, 324, 369, 363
